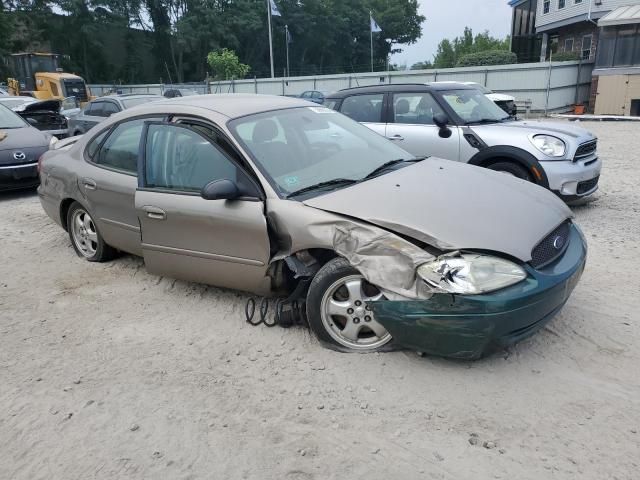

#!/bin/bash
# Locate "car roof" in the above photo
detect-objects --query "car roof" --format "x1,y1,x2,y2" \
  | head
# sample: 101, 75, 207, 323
154, 93, 315, 119
326, 82, 478, 98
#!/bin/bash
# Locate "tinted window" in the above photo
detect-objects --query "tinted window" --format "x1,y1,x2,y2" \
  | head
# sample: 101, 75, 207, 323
145, 124, 239, 192
86, 130, 109, 159
323, 99, 338, 110
95, 119, 148, 173
89, 102, 105, 117
339, 94, 383, 123
102, 102, 120, 117
392, 93, 446, 125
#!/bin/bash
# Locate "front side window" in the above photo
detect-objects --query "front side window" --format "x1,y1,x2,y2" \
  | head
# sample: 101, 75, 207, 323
102, 102, 120, 117
229, 106, 413, 197
339, 94, 384, 123
144, 124, 241, 193
392, 93, 446, 125
89, 102, 105, 117
94, 118, 150, 173
440, 89, 510, 124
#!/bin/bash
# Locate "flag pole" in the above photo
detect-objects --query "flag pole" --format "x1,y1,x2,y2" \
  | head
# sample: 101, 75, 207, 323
370, 11, 374, 72
285, 24, 290, 78
267, 0, 275, 78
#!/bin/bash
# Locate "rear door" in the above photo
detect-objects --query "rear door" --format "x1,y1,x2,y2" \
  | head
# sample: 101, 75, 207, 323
82, 101, 107, 130
135, 122, 271, 294
79, 117, 161, 255
337, 93, 386, 138
385, 92, 461, 161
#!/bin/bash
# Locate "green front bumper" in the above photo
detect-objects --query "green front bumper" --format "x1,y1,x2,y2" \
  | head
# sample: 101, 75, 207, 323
370, 224, 587, 360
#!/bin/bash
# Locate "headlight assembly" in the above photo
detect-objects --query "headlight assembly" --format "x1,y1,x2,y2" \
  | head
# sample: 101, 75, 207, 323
417, 253, 527, 295
530, 134, 566, 157
49, 136, 58, 149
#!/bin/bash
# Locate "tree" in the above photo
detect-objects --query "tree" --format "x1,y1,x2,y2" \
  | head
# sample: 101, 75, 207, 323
207, 48, 250, 80
416, 27, 510, 69
457, 50, 517, 67
410, 60, 432, 70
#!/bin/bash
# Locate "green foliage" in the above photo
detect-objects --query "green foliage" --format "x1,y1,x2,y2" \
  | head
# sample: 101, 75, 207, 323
2, 0, 425, 83
410, 60, 433, 70
207, 48, 251, 80
418, 27, 511, 69
551, 51, 580, 61
456, 49, 517, 67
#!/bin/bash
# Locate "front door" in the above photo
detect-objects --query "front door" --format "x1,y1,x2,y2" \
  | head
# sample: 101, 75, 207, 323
135, 122, 271, 294
385, 92, 461, 161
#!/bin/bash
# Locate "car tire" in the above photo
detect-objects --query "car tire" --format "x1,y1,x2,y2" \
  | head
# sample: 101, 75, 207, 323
306, 257, 393, 352
487, 161, 532, 181
66, 202, 116, 262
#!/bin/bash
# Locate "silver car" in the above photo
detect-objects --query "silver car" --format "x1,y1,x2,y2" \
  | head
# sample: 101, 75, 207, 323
37, 94, 586, 358
68, 94, 163, 136
325, 83, 601, 202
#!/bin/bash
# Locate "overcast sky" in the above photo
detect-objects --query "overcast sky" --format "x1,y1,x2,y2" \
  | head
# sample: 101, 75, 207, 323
390, 0, 513, 68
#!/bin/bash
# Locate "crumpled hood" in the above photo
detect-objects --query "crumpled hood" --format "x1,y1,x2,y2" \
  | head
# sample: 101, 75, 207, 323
14, 99, 61, 113
0, 126, 49, 152
304, 158, 572, 262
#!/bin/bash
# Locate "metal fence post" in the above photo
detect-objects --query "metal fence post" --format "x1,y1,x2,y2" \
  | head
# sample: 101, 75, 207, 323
434, 70, 438, 82
254, 77, 258, 94
574, 60, 582, 106
484, 69, 489, 87
545, 61, 552, 115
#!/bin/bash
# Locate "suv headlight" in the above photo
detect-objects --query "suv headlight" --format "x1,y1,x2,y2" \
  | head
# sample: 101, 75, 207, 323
49, 136, 58, 149
417, 253, 527, 295
530, 135, 566, 157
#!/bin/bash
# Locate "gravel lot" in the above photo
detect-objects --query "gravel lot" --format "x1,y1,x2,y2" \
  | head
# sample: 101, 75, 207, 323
1, 120, 639, 480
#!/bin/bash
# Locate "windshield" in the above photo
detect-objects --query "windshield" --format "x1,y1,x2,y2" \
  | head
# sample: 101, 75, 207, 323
229, 106, 414, 197
122, 97, 163, 109
440, 89, 509, 124
0, 104, 27, 128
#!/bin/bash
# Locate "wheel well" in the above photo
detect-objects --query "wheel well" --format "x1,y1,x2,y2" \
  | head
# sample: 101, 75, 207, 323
477, 156, 518, 169
59, 198, 76, 231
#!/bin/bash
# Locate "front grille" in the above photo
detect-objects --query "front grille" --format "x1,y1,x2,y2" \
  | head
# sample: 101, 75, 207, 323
577, 175, 599, 195
574, 140, 597, 161
531, 221, 571, 269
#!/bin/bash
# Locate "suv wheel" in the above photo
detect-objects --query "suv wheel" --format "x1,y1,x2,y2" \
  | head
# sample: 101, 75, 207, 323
487, 161, 532, 181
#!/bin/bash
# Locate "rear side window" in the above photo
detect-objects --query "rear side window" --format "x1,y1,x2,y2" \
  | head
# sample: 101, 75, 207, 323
93, 119, 150, 173
89, 102, 105, 117
86, 130, 109, 159
102, 102, 120, 117
339, 94, 384, 123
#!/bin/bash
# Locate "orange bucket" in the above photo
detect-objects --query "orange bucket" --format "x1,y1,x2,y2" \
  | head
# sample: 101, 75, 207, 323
574, 104, 585, 115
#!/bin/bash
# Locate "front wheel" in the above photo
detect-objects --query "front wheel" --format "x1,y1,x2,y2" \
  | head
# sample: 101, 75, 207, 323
306, 257, 392, 352
66, 202, 116, 262
487, 161, 532, 181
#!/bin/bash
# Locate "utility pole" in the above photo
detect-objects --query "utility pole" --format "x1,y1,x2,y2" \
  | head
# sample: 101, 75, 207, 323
267, 0, 275, 78
285, 24, 290, 78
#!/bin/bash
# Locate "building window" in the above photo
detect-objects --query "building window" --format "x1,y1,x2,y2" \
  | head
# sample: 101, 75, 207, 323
558, 0, 565, 8
543, 0, 550, 13
564, 38, 574, 52
582, 34, 592, 60
575, 0, 582, 3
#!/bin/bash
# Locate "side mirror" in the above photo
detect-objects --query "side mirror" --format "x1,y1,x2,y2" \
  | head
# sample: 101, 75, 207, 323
201, 179, 240, 201
433, 113, 452, 138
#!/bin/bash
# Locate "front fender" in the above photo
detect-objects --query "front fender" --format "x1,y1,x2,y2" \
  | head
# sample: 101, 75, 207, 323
468, 145, 549, 189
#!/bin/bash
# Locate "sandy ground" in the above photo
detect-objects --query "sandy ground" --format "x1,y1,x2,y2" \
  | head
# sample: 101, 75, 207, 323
1, 120, 639, 480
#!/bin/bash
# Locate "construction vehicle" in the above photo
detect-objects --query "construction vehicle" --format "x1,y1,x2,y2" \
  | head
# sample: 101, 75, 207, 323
7, 53, 92, 106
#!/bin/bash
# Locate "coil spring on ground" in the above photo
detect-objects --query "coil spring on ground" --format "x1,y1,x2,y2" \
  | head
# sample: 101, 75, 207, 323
245, 297, 306, 328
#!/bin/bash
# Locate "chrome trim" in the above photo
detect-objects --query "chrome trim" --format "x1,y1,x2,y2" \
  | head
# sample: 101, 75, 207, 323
141, 243, 265, 266
99, 217, 141, 233
0, 161, 38, 170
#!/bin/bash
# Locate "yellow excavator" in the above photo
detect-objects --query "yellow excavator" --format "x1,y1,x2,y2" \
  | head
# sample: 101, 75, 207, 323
7, 53, 93, 106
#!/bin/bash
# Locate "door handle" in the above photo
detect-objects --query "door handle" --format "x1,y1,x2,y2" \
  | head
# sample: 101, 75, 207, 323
143, 206, 166, 220
387, 134, 404, 141
81, 178, 97, 190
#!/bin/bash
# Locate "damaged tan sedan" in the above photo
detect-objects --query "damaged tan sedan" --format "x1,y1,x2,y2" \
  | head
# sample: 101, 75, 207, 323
38, 95, 586, 358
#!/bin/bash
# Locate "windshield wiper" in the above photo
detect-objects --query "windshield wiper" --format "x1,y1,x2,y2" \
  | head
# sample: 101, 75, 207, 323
361, 156, 426, 181
466, 118, 507, 125
286, 178, 358, 198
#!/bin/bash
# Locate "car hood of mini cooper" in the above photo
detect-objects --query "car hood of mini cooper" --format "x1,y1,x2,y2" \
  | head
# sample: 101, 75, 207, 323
304, 157, 572, 262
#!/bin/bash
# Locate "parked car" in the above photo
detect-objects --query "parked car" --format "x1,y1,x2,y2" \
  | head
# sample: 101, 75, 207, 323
0, 104, 57, 191
68, 94, 164, 135
1, 98, 70, 138
433, 81, 517, 117
324, 84, 601, 202
299, 90, 330, 104
38, 94, 586, 358
163, 88, 200, 98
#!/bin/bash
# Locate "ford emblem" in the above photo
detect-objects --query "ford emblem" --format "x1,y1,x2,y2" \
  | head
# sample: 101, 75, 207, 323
553, 235, 565, 250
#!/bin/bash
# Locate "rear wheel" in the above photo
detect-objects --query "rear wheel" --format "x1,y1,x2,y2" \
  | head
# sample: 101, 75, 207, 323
66, 202, 116, 262
306, 257, 392, 352
487, 161, 532, 181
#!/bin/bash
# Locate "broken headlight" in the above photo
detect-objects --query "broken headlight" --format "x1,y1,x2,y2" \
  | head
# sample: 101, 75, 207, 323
417, 253, 527, 295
